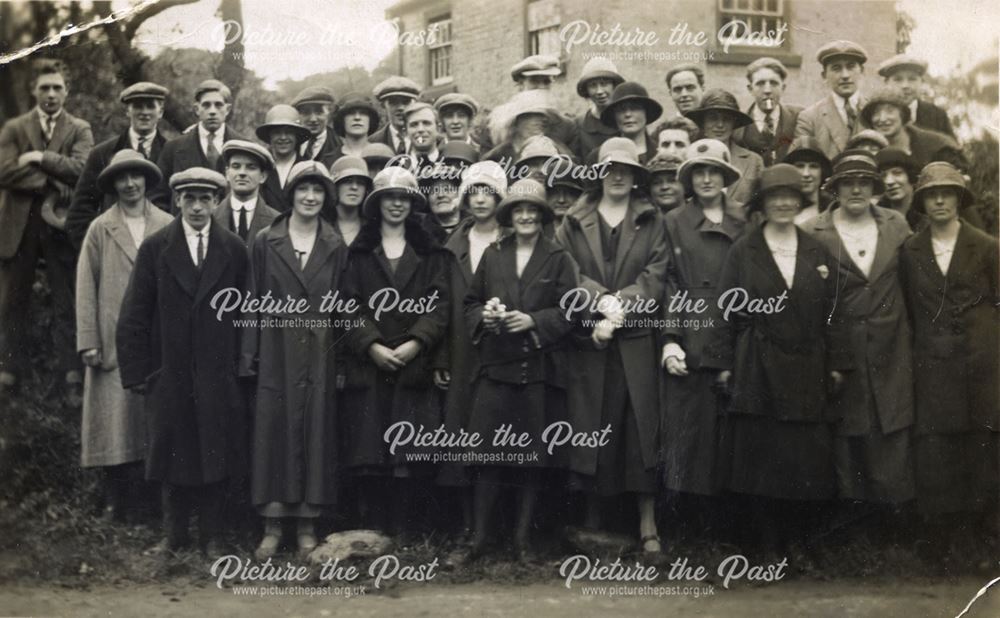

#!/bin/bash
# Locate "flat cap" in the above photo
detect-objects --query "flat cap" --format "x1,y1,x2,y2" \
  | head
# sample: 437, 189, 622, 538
120, 81, 168, 104
291, 86, 336, 108
745, 57, 788, 81
877, 54, 928, 78
403, 100, 435, 119
169, 167, 227, 193
194, 79, 232, 102
221, 139, 276, 171
372, 76, 421, 101
510, 55, 561, 81
434, 92, 479, 117
816, 40, 868, 66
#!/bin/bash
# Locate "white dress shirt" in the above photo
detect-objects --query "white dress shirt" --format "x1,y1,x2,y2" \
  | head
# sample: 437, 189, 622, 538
37, 107, 63, 141
908, 99, 919, 125
389, 124, 410, 153
932, 228, 959, 275
230, 196, 257, 230
182, 218, 210, 266
832, 92, 862, 127
752, 104, 781, 134
198, 123, 225, 157
129, 127, 158, 157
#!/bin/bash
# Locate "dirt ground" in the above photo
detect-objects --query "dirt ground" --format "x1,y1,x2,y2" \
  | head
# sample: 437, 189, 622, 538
2, 577, 1000, 617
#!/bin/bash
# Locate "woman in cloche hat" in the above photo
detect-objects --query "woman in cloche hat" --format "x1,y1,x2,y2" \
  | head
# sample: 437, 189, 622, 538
76, 149, 172, 522
706, 163, 851, 551
256, 104, 313, 212
899, 162, 998, 533
241, 160, 345, 560
659, 139, 746, 515
338, 167, 452, 536
554, 137, 667, 562
454, 178, 576, 564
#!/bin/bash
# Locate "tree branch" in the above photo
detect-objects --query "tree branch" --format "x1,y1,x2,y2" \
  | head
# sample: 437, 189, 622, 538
123, 0, 200, 41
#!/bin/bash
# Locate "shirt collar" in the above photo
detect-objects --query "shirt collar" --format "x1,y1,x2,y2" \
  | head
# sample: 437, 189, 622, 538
832, 92, 861, 112
908, 99, 918, 121
231, 195, 256, 212
751, 103, 780, 127
198, 123, 225, 140
129, 127, 157, 148
37, 107, 63, 122
182, 218, 210, 237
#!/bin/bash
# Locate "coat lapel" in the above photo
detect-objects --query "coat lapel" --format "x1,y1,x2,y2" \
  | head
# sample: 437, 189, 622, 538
866, 209, 898, 282
821, 95, 850, 152
578, 207, 605, 283
518, 236, 554, 291
193, 223, 233, 306
213, 196, 235, 232
391, 243, 422, 292
499, 241, 523, 307
301, 221, 341, 287
267, 218, 309, 290
164, 220, 199, 299
104, 202, 148, 263
45, 111, 72, 153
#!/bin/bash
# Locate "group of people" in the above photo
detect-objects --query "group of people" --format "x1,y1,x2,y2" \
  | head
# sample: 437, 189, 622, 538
0, 37, 995, 565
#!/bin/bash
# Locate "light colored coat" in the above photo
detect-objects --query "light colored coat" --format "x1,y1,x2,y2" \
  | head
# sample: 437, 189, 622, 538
75, 201, 172, 466
794, 93, 868, 161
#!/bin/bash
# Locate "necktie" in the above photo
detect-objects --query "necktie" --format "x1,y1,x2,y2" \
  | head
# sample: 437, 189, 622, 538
44, 114, 54, 144
206, 131, 220, 168
843, 97, 857, 133
196, 232, 205, 269
137, 136, 149, 159
294, 249, 307, 269
395, 133, 407, 155
306, 136, 318, 160
237, 207, 249, 241
762, 110, 776, 166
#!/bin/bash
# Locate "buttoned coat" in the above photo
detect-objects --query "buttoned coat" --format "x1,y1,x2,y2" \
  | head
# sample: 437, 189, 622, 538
239, 214, 347, 506
75, 201, 172, 467
0, 108, 93, 258
338, 219, 451, 469
899, 222, 999, 435
800, 207, 914, 436
67, 130, 166, 249
554, 192, 668, 475
795, 93, 868, 160
212, 194, 279, 244
116, 218, 249, 486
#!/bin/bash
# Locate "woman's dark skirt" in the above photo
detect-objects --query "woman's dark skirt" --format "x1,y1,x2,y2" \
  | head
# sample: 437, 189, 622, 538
662, 369, 725, 495
467, 377, 565, 469
915, 431, 999, 515
834, 426, 914, 504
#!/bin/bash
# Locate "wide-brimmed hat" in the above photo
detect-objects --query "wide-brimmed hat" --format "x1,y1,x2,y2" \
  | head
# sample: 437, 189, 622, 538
847, 129, 890, 151
255, 104, 312, 143
515, 135, 562, 169
362, 166, 427, 218
284, 160, 337, 205
434, 93, 479, 117
97, 148, 163, 194
816, 40, 868, 66
877, 54, 928, 78
576, 57, 625, 98
510, 55, 561, 81
747, 163, 807, 214
496, 178, 554, 227
329, 156, 372, 186
783, 137, 832, 180
875, 147, 920, 182
822, 149, 885, 194
912, 161, 974, 211
595, 137, 648, 183
333, 93, 381, 137
460, 161, 508, 204
677, 139, 742, 191
683, 89, 752, 129
361, 142, 397, 166
861, 87, 911, 128
221, 139, 275, 171
599, 82, 663, 128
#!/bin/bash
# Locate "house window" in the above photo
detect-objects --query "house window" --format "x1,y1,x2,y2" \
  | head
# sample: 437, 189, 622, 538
527, 0, 561, 57
428, 16, 453, 85
717, 0, 789, 51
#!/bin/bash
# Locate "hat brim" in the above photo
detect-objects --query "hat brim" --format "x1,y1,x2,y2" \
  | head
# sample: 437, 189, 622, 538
97, 158, 163, 194
860, 102, 911, 127
222, 146, 274, 171
121, 94, 166, 104
820, 52, 867, 66
293, 98, 335, 108
877, 63, 926, 78
333, 170, 373, 186
783, 149, 833, 179
595, 155, 650, 184
436, 101, 477, 117
684, 106, 753, 129
912, 182, 975, 212
334, 106, 381, 137
600, 96, 664, 128
255, 123, 313, 144
495, 194, 554, 227
677, 157, 742, 192
521, 68, 561, 77
576, 72, 625, 98
377, 91, 419, 101
362, 186, 428, 219
822, 171, 886, 195
746, 182, 808, 214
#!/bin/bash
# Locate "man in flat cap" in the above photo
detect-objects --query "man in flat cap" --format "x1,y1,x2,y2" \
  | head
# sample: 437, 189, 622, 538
877, 54, 955, 139
859, 87, 965, 172
116, 166, 248, 558
434, 92, 481, 155
665, 64, 705, 116
150, 79, 248, 209
0, 61, 93, 399
404, 101, 445, 172
734, 57, 802, 166
370, 76, 421, 155
571, 56, 625, 160
795, 41, 870, 160
511, 54, 562, 91
292, 86, 343, 167
216, 140, 279, 244
68, 81, 169, 249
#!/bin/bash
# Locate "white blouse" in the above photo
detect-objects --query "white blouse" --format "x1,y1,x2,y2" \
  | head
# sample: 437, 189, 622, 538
765, 233, 798, 289
932, 230, 959, 275
468, 227, 498, 273
834, 217, 878, 278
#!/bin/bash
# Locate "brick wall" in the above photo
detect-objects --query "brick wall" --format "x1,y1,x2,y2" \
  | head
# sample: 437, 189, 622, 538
390, 0, 897, 117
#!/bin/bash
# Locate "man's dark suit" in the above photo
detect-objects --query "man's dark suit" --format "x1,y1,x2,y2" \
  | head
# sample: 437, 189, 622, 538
67, 129, 166, 249
734, 102, 802, 167
913, 99, 955, 139
212, 194, 279, 244
150, 125, 246, 209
